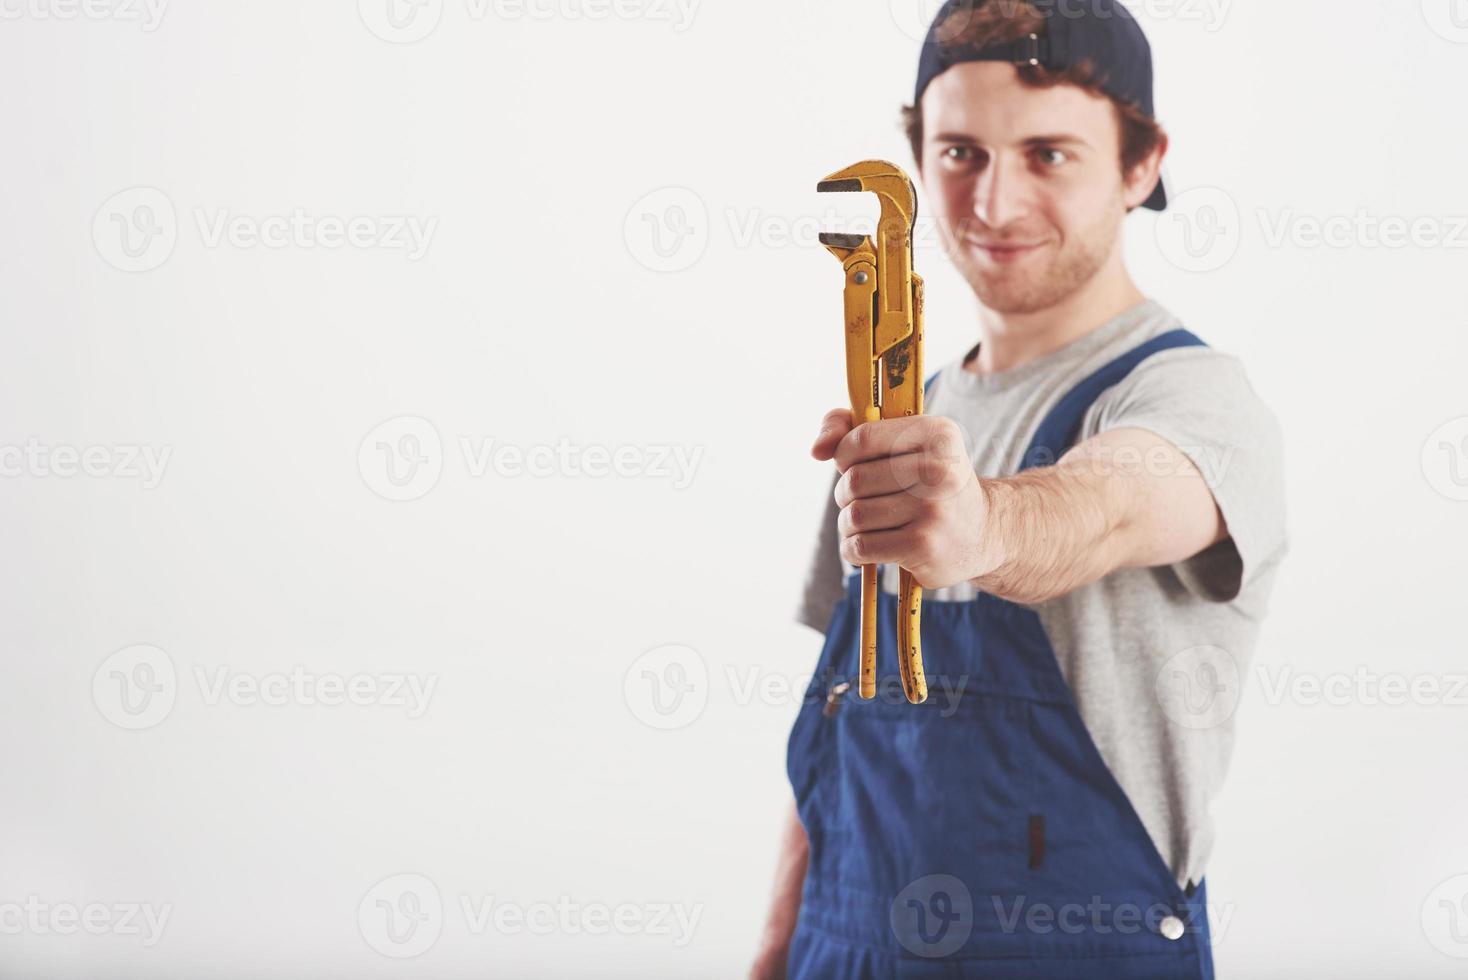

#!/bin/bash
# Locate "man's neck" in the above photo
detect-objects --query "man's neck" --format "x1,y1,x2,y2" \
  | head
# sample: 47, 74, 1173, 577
965, 268, 1147, 376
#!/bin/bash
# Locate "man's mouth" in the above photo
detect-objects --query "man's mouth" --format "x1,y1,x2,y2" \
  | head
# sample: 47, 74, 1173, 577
965, 238, 1048, 264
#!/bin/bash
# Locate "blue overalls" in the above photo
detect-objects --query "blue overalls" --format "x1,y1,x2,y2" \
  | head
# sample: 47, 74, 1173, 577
786, 330, 1215, 979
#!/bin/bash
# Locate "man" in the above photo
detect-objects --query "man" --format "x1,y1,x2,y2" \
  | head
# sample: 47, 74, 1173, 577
751, 1, 1286, 977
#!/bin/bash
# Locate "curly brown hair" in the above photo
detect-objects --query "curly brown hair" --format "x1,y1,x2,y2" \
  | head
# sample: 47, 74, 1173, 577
901, 0, 1165, 179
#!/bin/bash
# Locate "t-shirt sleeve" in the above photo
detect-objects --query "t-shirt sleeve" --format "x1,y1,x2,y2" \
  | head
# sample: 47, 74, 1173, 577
796, 471, 846, 633
1080, 347, 1288, 605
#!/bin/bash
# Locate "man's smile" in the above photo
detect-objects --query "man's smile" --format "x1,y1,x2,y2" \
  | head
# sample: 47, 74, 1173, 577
965, 236, 1050, 264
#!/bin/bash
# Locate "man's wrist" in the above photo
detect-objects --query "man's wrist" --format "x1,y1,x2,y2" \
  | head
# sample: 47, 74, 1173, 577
966, 476, 1008, 589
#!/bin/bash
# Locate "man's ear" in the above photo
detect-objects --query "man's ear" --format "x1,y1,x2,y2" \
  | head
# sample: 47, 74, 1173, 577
1122, 130, 1169, 211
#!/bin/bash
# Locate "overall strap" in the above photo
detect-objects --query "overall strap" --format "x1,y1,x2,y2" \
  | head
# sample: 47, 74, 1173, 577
1019, 328, 1207, 472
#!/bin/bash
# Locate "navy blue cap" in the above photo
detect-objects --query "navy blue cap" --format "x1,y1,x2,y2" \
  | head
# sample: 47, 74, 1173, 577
914, 0, 1166, 211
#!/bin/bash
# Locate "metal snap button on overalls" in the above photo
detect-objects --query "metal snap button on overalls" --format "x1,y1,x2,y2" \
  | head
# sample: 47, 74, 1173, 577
1160, 915, 1186, 941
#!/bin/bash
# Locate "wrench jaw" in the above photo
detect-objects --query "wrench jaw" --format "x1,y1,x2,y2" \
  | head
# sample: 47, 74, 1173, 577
819, 161, 918, 347
817, 161, 929, 705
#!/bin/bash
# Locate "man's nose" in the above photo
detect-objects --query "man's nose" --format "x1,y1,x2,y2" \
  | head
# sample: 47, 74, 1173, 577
972, 156, 1030, 231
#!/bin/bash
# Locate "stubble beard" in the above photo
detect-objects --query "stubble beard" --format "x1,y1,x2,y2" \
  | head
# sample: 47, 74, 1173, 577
943, 203, 1124, 315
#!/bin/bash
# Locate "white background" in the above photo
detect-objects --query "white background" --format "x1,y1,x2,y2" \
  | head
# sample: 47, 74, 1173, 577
1, 0, 1466, 976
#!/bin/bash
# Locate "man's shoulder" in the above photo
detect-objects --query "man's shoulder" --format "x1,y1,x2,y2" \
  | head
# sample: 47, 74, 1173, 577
1059, 297, 1239, 383
1101, 301, 1267, 404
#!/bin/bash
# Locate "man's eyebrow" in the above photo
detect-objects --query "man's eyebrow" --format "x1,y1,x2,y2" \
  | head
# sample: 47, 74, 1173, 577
1021, 133, 1091, 148
929, 132, 1093, 148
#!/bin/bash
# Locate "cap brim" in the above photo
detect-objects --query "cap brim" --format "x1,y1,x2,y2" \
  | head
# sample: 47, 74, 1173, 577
1141, 172, 1167, 212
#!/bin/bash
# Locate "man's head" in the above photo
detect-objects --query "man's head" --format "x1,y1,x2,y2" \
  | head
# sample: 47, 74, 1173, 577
902, 0, 1168, 315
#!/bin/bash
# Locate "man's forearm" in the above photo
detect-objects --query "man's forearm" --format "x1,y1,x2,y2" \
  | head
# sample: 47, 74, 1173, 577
750, 799, 809, 979
969, 457, 1128, 605
968, 428, 1225, 604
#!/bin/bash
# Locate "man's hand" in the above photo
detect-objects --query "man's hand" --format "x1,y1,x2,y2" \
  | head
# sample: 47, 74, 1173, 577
811, 409, 1229, 604
811, 408, 998, 591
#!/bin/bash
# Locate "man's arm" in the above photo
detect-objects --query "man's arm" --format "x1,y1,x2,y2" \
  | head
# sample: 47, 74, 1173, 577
749, 798, 808, 980
970, 426, 1227, 603
812, 409, 1226, 604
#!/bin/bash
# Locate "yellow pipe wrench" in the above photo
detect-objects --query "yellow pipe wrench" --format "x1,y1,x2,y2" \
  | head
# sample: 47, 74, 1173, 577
817, 159, 928, 705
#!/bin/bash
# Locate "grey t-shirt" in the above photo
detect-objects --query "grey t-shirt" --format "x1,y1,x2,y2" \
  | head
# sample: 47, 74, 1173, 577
796, 298, 1288, 890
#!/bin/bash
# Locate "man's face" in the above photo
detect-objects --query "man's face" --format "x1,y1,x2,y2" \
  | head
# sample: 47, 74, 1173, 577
919, 62, 1147, 315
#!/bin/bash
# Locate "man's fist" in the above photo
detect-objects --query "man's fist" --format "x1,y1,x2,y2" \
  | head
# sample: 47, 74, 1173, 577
810, 408, 996, 591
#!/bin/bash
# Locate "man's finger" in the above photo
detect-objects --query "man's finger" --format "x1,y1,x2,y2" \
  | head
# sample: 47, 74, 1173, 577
834, 456, 924, 508
837, 491, 916, 538
839, 526, 910, 567
811, 408, 855, 461
832, 415, 938, 473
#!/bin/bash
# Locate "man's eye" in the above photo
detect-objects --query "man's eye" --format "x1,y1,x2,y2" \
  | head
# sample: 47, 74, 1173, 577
1035, 148, 1069, 167
942, 145, 982, 164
